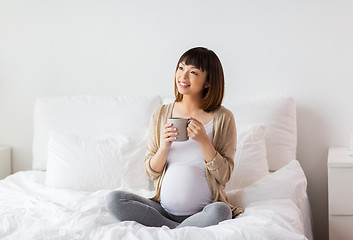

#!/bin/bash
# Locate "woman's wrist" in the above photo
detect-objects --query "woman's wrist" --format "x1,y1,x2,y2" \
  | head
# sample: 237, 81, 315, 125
150, 146, 169, 173
199, 137, 217, 163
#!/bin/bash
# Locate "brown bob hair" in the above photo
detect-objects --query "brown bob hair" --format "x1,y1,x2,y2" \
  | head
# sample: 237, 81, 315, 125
174, 47, 225, 112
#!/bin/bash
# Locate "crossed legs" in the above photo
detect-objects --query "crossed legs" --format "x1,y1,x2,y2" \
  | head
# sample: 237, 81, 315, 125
106, 190, 232, 229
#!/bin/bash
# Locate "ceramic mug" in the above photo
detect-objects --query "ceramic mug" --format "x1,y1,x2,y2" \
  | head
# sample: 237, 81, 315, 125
167, 117, 191, 142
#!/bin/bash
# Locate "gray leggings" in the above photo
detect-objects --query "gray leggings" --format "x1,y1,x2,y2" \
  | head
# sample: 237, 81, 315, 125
106, 190, 232, 229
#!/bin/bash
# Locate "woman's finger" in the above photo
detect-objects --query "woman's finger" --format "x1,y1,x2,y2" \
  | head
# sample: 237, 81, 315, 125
187, 127, 192, 134
164, 126, 177, 135
166, 136, 177, 142
190, 119, 203, 129
188, 122, 200, 133
167, 131, 178, 137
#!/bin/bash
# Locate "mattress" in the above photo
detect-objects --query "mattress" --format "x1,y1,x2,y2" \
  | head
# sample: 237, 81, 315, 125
0, 168, 311, 240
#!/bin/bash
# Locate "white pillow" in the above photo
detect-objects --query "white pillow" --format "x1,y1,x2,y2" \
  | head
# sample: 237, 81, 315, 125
33, 95, 162, 170
226, 96, 297, 171
45, 131, 150, 191
227, 160, 307, 208
225, 124, 269, 191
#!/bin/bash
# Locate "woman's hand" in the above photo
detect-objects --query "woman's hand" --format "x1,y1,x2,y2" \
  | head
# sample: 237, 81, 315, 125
160, 122, 178, 150
188, 117, 217, 162
187, 117, 208, 144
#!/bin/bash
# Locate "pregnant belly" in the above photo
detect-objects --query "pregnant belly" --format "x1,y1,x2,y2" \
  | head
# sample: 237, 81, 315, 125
160, 164, 213, 215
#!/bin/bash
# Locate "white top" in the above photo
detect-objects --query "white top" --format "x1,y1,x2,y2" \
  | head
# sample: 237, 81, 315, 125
160, 120, 214, 215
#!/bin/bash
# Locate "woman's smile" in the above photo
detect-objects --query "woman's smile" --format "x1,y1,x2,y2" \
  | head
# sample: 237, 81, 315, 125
178, 81, 191, 88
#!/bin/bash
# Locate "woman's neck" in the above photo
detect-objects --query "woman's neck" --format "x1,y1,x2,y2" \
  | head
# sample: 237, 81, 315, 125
179, 95, 203, 116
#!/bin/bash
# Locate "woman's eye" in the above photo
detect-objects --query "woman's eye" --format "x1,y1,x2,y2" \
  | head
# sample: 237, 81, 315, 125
179, 66, 183, 70
191, 71, 197, 75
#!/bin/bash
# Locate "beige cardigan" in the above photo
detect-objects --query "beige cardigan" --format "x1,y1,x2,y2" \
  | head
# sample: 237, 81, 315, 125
144, 102, 244, 218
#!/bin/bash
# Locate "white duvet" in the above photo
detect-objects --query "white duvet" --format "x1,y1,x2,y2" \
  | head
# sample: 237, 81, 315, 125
0, 161, 310, 240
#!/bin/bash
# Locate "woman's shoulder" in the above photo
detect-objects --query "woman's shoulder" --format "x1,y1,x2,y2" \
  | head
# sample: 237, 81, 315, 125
151, 102, 174, 119
154, 102, 174, 113
214, 105, 235, 120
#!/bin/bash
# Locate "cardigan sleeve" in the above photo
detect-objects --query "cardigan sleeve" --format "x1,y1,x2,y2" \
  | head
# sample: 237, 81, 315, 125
205, 108, 236, 185
144, 108, 163, 181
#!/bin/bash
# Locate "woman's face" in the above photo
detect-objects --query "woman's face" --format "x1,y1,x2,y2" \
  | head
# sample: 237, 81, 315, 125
175, 61, 208, 98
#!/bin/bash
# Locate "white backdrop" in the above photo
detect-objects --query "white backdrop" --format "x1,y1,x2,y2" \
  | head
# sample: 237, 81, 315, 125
1, 1, 353, 239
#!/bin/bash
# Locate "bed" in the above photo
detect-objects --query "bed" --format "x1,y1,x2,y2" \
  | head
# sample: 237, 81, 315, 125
0, 95, 313, 240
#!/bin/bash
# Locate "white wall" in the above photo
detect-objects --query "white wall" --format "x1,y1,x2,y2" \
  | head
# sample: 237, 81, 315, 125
1, 0, 353, 239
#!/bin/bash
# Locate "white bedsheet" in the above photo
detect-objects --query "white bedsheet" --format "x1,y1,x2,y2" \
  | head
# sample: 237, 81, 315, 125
0, 171, 308, 240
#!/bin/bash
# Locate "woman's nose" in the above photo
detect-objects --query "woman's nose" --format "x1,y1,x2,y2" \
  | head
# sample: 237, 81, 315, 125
181, 71, 189, 79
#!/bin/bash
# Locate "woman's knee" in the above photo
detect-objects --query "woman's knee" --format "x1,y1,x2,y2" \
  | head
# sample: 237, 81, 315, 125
106, 190, 129, 219
106, 190, 127, 205
204, 202, 232, 220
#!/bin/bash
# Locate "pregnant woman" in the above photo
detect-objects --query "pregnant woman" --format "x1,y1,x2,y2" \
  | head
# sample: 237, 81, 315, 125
106, 47, 243, 228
